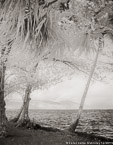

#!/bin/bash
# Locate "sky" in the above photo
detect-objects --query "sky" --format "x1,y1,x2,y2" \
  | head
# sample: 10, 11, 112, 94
6, 36, 113, 110
6, 73, 113, 110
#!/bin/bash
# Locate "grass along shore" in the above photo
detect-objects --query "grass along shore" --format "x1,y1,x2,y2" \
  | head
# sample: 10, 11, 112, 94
0, 121, 113, 145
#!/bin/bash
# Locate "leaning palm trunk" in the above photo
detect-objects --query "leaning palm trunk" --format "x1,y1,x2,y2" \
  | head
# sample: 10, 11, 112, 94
0, 64, 7, 137
16, 85, 32, 126
11, 105, 23, 123
68, 38, 102, 132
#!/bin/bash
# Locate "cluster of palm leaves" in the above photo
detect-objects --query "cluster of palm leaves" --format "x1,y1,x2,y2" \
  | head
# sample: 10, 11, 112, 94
0, 0, 113, 60
0, 0, 59, 60
0, 0, 113, 135
69, 0, 113, 55
85, 0, 113, 46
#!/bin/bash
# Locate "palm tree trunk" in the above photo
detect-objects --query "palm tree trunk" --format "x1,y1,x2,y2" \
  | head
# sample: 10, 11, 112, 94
0, 45, 12, 137
0, 64, 7, 137
68, 38, 102, 133
16, 85, 31, 126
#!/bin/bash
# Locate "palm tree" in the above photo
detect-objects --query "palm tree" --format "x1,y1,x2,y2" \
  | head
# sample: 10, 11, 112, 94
67, 0, 113, 132
0, 42, 12, 137
68, 37, 102, 132
0, 0, 112, 137
0, 0, 70, 136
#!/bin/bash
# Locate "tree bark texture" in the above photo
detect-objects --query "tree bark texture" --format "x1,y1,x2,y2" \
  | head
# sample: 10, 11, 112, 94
0, 64, 7, 137
0, 44, 12, 137
16, 85, 32, 126
68, 37, 102, 132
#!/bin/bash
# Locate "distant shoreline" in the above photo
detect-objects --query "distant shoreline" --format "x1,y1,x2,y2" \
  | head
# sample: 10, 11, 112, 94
6, 108, 113, 111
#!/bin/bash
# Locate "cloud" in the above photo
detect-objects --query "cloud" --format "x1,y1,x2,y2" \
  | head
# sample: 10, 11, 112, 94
6, 74, 113, 110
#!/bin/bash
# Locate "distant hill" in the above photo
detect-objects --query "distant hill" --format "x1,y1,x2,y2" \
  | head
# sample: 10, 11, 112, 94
6, 99, 79, 110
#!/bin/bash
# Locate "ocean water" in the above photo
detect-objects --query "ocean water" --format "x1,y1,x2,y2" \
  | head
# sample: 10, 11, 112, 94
6, 109, 113, 139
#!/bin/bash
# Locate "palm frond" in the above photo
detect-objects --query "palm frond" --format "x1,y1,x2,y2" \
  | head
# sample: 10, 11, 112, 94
0, 0, 59, 55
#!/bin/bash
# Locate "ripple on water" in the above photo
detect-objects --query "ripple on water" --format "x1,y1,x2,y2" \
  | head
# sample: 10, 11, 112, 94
6, 109, 113, 139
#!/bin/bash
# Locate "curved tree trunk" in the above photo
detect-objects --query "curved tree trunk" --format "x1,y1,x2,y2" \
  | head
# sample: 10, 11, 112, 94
68, 38, 102, 133
16, 85, 32, 126
0, 64, 7, 137
11, 105, 23, 123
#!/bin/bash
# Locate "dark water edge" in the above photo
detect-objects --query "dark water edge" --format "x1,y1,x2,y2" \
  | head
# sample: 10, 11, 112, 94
6, 109, 113, 139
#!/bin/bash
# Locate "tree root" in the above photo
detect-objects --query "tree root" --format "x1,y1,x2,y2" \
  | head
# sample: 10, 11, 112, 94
14, 119, 60, 132
15, 119, 41, 129
10, 117, 19, 123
